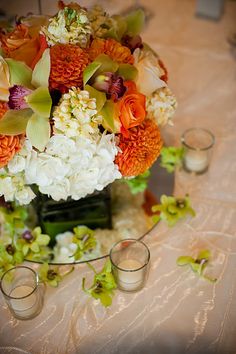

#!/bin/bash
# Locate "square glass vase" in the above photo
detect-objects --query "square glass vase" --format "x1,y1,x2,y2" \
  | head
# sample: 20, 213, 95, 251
32, 187, 112, 244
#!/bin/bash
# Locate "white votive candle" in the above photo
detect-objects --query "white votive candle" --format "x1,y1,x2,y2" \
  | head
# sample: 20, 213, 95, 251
10, 285, 38, 318
184, 151, 208, 173
117, 259, 144, 292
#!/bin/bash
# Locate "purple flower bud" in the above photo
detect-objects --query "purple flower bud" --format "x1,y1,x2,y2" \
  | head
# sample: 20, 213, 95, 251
122, 35, 143, 53
8, 85, 32, 110
93, 72, 126, 101
22, 230, 34, 243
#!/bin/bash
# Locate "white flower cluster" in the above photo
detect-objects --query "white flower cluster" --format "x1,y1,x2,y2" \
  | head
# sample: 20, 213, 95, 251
53, 87, 102, 138
88, 5, 116, 38
41, 7, 92, 48
0, 172, 35, 205
2, 133, 121, 203
146, 87, 177, 127
53, 231, 101, 263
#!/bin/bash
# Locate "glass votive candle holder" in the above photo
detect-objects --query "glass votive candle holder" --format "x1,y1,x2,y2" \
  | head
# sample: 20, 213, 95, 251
109, 239, 150, 292
0, 266, 44, 320
181, 128, 215, 174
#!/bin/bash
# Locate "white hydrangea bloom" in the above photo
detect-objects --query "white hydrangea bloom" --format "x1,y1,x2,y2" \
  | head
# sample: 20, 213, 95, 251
53, 232, 76, 263
0, 174, 35, 205
146, 86, 177, 127
22, 132, 121, 202
41, 7, 92, 47
53, 230, 101, 263
53, 87, 102, 138
69, 134, 121, 200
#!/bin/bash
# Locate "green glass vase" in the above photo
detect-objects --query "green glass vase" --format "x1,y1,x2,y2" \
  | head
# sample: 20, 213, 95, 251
33, 187, 112, 243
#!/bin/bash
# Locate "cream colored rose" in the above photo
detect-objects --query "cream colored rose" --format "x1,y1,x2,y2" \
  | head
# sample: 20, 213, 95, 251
0, 56, 10, 101
133, 48, 166, 96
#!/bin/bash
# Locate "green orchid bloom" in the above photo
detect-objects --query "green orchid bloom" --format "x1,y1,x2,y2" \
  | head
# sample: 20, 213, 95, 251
124, 170, 151, 194
152, 194, 195, 226
16, 227, 50, 256
0, 243, 24, 277
82, 259, 117, 307
38, 263, 62, 287
0, 51, 52, 151
38, 263, 74, 287
0, 205, 28, 238
71, 226, 97, 261
177, 249, 217, 283
160, 146, 184, 173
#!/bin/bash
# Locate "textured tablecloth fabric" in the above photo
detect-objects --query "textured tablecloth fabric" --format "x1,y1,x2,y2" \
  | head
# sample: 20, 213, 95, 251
1, 0, 236, 353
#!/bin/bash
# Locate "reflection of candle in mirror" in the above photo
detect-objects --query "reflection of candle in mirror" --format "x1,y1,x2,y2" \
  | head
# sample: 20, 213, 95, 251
10, 285, 37, 318
117, 259, 144, 292
184, 151, 208, 173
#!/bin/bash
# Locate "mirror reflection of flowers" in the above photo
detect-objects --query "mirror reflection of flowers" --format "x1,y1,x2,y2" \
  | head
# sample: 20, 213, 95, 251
0, 1, 177, 205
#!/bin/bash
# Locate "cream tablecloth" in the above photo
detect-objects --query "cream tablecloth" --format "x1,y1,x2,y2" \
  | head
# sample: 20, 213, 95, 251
0, 0, 236, 353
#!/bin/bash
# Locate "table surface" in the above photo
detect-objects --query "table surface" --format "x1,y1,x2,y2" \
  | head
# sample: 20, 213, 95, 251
1, 1, 236, 353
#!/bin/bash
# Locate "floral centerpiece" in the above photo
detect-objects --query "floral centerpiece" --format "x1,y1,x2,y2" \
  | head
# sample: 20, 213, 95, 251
0, 1, 176, 206
0, 2, 177, 266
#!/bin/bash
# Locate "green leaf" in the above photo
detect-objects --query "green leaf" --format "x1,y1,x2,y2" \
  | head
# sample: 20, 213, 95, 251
100, 100, 116, 132
103, 27, 119, 41
0, 108, 32, 135
82, 259, 117, 308
85, 84, 106, 112
124, 9, 145, 37
83, 61, 102, 86
26, 114, 50, 151
31, 242, 40, 253
190, 262, 202, 275
197, 249, 210, 261
117, 64, 138, 81
112, 15, 127, 40
152, 215, 160, 224
36, 234, 50, 246
177, 249, 217, 282
98, 292, 112, 307
31, 48, 50, 88
5, 58, 33, 88
160, 146, 184, 173
72, 225, 97, 261
95, 54, 119, 75
123, 170, 150, 194
152, 194, 196, 227
177, 256, 195, 266
22, 244, 29, 256
25, 86, 52, 118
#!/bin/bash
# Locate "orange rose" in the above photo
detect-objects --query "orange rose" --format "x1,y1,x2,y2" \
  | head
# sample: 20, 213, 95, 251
0, 24, 42, 68
117, 81, 146, 133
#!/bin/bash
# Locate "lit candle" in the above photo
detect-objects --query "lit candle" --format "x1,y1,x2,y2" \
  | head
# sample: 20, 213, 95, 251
184, 150, 209, 173
117, 259, 144, 292
10, 285, 38, 318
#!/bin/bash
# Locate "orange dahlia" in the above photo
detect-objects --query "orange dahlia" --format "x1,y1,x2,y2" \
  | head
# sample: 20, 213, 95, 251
49, 44, 90, 93
0, 102, 23, 168
115, 119, 163, 177
0, 101, 8, 118
89, 38, 134, 65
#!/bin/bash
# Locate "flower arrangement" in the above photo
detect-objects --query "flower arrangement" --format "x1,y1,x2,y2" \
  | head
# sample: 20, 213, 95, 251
0, 1, 177, 206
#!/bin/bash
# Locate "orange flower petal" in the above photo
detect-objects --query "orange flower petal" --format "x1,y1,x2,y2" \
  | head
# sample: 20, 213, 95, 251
49, 44, 90, 93
89, 39, 134, 65
115, 119, 163, 177
0, 101, 24, 168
